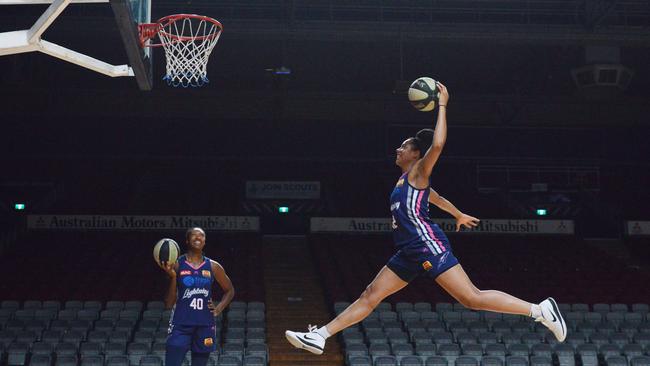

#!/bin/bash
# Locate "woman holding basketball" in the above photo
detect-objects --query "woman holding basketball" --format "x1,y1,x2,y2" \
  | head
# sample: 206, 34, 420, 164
159, 227, 235, 366
285, 82, 566, 355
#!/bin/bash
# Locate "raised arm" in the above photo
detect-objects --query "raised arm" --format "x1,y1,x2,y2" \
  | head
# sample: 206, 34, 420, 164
414, 82, 449, 184
428, 188, 480, 232
208, 260, 235, 317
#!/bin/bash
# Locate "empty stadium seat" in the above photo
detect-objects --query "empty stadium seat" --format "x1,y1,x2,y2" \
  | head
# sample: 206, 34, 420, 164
80, 355, 104, 366
350, 355, 373, 366
30, 354, 53, 366
56, 355, 79, 366
140, 355, 163, 366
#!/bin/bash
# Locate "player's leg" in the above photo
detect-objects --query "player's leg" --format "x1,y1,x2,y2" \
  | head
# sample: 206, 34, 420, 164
436, 264, 531, 314
285, 265, 408, 354
436, 264, 566, 341
190, 323, 217, 366
325, 265, 408, 334
166, 325, 191, 366
190, 352, 210, 366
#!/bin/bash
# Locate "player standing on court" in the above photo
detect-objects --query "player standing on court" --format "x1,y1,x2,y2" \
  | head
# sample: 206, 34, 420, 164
286, 82, 566, 355
159, 227, 235, 366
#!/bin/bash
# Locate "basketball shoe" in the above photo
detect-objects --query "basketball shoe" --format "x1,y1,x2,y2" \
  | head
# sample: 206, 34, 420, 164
285, 325, 326, 355
536, 297, 567, 342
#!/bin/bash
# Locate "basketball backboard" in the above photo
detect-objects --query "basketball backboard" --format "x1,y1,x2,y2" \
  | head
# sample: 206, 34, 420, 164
0, 0, 153, 90
110, 0, 153, 90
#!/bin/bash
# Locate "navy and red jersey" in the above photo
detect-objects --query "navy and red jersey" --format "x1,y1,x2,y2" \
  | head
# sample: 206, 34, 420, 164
390, 172, 450, 254
170, 255, 214, 326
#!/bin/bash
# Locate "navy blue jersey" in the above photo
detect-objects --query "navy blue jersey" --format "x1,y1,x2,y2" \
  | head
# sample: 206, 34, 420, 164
390, 172, 449, 254
171, 255, 214, 326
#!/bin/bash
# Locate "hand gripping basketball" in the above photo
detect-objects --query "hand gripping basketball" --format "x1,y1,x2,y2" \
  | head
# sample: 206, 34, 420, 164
160, 261, 176, 278
437, 82, 450, 107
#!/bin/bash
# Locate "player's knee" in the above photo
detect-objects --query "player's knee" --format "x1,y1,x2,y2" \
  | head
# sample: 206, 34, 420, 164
359, 285, 382, 309
458, 289, 483, 310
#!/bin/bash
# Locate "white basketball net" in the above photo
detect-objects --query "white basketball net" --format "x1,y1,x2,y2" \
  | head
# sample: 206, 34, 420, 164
156, 16, 222, 87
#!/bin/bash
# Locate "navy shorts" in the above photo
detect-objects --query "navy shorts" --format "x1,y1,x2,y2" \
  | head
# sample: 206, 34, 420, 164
387, 245, 459, 282
167, 323, 217, 353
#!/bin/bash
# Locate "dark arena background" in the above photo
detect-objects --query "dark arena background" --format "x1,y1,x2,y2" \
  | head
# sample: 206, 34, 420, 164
1, 1, 650, 366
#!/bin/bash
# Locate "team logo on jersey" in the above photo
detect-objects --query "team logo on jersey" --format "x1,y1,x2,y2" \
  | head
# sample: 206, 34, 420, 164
203, 337, 214, 346
422, 261, 433, 271
437, 252, 450, 269
202, 270, 211, 278
180, 270, 191, 276
396, 178, 404, 187
182, 276, 196, 287
182, 276, 210, 288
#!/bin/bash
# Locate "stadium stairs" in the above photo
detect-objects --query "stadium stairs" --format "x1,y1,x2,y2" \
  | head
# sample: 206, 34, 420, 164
262, 235, 344, 366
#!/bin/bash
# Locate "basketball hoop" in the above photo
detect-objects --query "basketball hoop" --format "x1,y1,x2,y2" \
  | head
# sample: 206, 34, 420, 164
139, 14, 222, 87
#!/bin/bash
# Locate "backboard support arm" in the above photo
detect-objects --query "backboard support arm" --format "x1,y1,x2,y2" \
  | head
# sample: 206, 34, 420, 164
0, 0, 135, 78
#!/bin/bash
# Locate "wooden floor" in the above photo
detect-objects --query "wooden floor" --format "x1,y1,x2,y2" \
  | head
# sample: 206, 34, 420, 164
263, 235, 344, 366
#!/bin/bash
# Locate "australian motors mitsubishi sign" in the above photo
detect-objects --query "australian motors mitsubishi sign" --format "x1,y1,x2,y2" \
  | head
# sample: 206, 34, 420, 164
27, 215, 260, 232
311, 217, 574, 235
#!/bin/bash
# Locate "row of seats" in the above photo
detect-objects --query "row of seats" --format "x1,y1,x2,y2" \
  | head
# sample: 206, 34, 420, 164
0, 308, 265, 324
0, 327, 268, 347
336, 303, 650, 366
0, 301, 267, 365
0, 301, 157, 312
0, 301, 265, 312
342, 326, 650, 345
347, 354, 650, 366
343, 341, 650, 357
335, 302, 650, 315
3, 343, 268, 366
16, 353, 265, 366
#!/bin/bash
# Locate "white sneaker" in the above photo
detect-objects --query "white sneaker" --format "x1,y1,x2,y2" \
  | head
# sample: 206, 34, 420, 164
536, 297, 567, 342
285, 325, 326, 355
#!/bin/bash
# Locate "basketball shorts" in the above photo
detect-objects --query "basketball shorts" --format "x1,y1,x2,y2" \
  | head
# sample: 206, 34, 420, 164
387, 245, 459, 282
167, 323, 218, 353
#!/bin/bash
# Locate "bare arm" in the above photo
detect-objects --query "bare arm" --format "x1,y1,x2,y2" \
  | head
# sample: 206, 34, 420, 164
208, 260, 235, 316
160, 261, 179, 310
412, 82, 449, 188
429, 188, 480, 232
428, 189, 462, 219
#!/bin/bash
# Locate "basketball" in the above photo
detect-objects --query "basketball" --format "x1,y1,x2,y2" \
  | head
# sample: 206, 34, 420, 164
408, 77, 440, 112
153, 238, 180, 266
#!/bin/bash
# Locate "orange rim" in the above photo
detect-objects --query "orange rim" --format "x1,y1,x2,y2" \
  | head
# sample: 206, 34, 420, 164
139, 14, 223, 47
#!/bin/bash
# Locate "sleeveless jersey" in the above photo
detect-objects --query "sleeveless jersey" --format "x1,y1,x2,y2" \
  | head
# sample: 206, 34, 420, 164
390, 172, 449, 254
171, 255, 214, 325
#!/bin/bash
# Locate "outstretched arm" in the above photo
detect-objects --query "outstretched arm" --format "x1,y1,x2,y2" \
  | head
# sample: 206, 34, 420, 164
414, 82, 449, 185
429, 189, 480, 232
208, 260, 235, 317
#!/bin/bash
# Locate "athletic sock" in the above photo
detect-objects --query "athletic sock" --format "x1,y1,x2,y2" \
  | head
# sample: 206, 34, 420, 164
191, 351, 210, 366
165, 345, 189, 366
529, 304, 542, 318
316, 326, 331, 339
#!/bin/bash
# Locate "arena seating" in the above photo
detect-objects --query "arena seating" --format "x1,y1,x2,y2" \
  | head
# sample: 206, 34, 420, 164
332, 301, 650, 366
310, 234, 650, 305
0, 231, 263, 303
0, 300, 267, 366
334, 302, 650, 366
311, 233, 650, 366
0, 231, 265, 365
